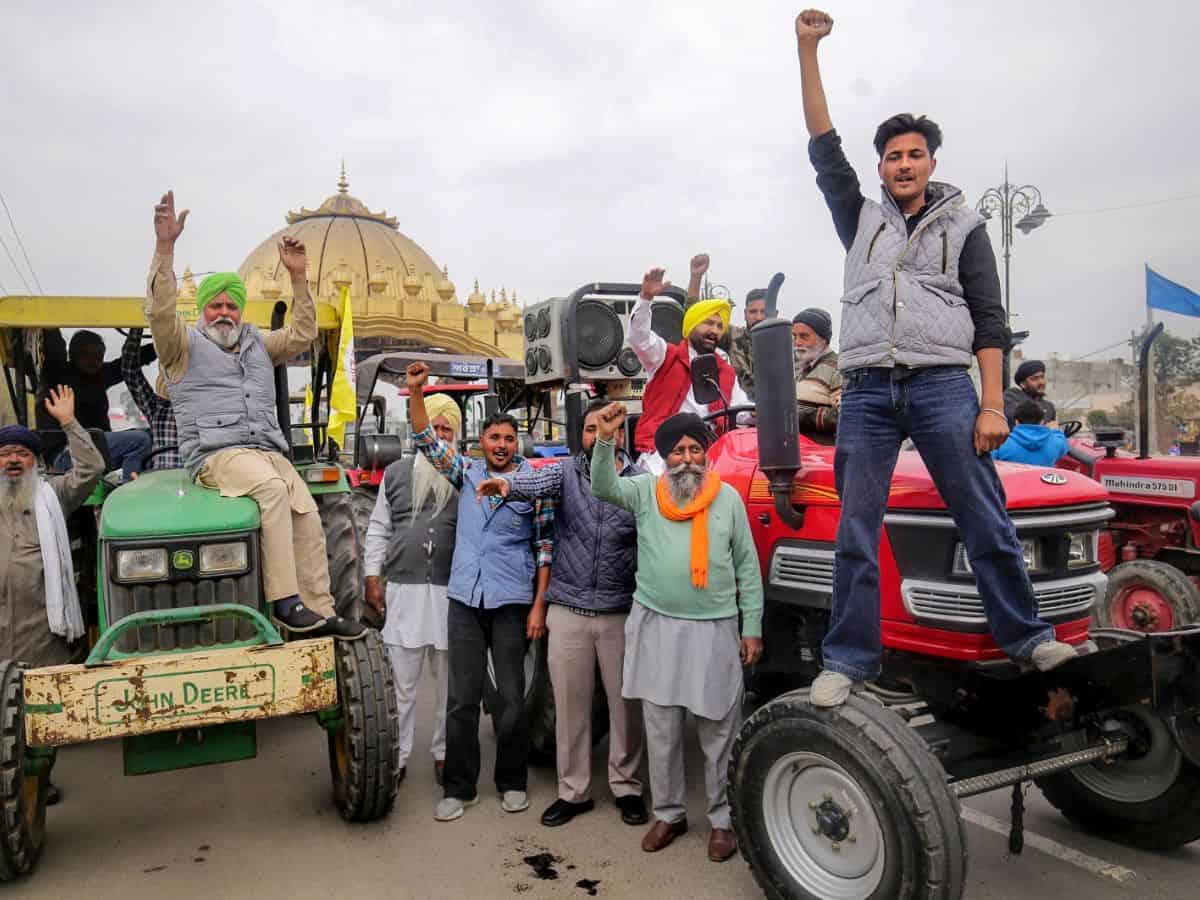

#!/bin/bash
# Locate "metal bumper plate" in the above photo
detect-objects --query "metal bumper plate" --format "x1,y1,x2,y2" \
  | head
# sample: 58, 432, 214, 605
22, 638, 337, 748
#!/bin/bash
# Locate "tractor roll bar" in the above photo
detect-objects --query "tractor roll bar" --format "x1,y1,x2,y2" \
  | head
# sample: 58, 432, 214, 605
1139, 322, 1164, 459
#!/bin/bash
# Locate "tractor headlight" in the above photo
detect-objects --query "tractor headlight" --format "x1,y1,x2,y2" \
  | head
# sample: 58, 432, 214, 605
953, 539, 1042, 575
116, 548, 169, 582
1067, 531, 1099, 569
199, 541, 249, 575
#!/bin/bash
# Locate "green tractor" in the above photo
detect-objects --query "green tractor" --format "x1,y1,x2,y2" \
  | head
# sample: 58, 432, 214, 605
0, 295, 401, 882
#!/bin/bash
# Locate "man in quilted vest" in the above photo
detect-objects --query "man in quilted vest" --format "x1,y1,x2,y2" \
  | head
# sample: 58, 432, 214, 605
148, 191, 365, 642
794, 11, 1077, 707
629, 267, 750, 475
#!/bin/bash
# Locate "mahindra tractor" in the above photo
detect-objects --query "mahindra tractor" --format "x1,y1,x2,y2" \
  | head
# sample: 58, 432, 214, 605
546, 277, 1200, 900
0, 296, 401, 882
1057, 322, 1200, 632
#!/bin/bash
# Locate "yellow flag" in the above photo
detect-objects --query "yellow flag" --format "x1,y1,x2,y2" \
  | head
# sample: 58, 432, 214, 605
326, 285, 357, 449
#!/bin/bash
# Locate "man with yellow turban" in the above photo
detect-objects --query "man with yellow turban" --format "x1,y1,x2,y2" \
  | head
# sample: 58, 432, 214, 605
628, 267, 749, 474
363, 392, 462, 785
147, 190, 365, 641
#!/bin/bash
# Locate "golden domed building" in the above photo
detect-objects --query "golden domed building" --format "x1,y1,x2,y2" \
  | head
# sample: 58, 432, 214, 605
235, 167, 524, 360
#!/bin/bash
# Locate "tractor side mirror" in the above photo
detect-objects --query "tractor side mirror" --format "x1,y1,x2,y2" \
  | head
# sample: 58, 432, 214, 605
690, 354, 725, 407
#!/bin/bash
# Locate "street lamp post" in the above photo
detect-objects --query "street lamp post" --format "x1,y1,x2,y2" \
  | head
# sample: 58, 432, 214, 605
975, 164, 1052, 384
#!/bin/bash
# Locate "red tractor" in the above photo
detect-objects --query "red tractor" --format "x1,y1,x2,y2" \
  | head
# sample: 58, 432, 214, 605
556, 278, 1200, 900
1058, 322, 1200, 632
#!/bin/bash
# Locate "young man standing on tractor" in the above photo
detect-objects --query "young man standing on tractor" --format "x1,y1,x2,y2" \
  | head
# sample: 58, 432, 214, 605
404, 362, 554, 823
590, 407, 763, 863
147, 191, 365, 642
363, 393, 463, 787
794, 10, 1077, 707
630, 266, 750, 475
475, 399, 648, 830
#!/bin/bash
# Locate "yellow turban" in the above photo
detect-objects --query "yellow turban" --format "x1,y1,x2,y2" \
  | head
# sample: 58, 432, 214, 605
424, 393, 462, 434
682, 299, 732, 341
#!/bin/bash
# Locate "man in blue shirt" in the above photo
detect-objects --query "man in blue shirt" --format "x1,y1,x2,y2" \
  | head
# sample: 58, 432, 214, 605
994, 400, 1068, 467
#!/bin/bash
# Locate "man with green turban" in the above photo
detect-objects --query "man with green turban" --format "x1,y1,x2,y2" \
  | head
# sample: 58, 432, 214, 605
146, 190, 365, 641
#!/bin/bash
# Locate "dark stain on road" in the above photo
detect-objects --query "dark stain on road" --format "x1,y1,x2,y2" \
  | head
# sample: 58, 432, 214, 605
143, 865, 167, 874
523, 852, 560, 880
576, 878, 601, 896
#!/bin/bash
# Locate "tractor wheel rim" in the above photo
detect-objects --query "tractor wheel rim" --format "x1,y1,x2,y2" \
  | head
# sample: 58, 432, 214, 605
1071, 706, 1181, 803
1112, 586, 1175, 632
762, 751, 885, 900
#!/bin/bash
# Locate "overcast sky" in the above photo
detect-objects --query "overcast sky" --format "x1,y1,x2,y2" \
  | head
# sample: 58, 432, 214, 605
2, 0, 1197, 364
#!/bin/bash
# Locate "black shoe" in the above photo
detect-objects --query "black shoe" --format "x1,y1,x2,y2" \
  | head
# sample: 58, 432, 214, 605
616, 794, 648, 826
270, 600, 324, 634
46, 783, 62, 806
314, 616, 368, 641
540, 798, 594, 827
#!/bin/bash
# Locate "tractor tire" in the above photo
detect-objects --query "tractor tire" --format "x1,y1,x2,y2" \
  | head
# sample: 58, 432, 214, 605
1036, 704, 1200, 850
730, 692, 967, 900
352, 486, 377, 543
327, 631, 401, 823
1095, 558, 1200, 632
483, 638, 610, 768
0, 661, 48, 882
318, 491, 365, 621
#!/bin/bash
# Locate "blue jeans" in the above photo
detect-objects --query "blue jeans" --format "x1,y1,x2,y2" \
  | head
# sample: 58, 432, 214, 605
822, 367, 1054, 681
54, 429, 152, 480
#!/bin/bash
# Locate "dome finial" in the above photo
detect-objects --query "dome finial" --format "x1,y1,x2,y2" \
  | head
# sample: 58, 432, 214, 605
337, 160, 349, 194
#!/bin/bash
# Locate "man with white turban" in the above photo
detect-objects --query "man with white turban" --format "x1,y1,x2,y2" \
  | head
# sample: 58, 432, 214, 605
364, 392, 462, 785
628, 267, 750, 475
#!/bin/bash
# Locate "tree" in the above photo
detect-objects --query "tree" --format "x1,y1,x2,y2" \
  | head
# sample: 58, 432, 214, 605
1087, 409, 1111, 429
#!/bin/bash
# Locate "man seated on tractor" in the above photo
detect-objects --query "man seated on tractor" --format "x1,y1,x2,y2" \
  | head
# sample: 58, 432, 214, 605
363, 392, 464, 787
1004, 359, 1057, 428
589, 406, 762, 863
687, 253, 766, 403
147, 190, 364, 641
792, 307, 841, 433
994, 400, 1068, 467
121, 327, 179, 470
630, 266, 750, 475
795, 10, 1077, 708
2, 387, 104, 803
37, 327, 156, 480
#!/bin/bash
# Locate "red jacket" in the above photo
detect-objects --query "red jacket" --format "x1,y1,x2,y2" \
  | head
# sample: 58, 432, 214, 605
635, 340, 737, 455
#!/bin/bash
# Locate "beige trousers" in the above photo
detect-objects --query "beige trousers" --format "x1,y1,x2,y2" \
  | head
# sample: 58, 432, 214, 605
197, 448, 335, 617
546, 604, 644, 803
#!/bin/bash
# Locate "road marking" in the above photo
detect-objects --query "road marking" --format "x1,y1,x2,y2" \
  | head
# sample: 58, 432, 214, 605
961, 807, 1137, 884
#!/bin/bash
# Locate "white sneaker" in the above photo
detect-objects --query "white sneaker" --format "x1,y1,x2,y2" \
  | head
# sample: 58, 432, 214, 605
1031, 641, 1078, 672
434, 796, 478, 821
502, 790, 530, 813
809, 671, 854, 708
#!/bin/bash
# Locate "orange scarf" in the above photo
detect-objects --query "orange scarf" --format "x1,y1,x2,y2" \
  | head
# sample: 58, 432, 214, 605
655, 472, 723, 589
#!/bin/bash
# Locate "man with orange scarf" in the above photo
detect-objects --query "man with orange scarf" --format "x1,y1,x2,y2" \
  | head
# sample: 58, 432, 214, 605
590, 405, 763, 863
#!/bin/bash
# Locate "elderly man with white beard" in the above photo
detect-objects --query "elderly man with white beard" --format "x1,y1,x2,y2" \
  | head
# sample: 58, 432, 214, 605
147, 190, 364, 641
792, 307, 841, 434
589, 406, 763, 864
363, 393, 463, 787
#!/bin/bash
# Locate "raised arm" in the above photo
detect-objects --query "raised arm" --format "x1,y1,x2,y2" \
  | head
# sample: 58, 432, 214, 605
796, 10, 835, 137
405, 362, 467, 489
589, 403, 642, 512
686, 254, 709, 302
44, 387, 105, 514
120, 328, 162, 417
262, 237, 317, 365
148, 191, 192, 381
627, 267, 672, 376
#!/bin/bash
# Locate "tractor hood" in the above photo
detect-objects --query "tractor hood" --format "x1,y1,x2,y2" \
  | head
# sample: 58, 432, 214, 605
100, 470, 261, 540
711, 429, 1108, 510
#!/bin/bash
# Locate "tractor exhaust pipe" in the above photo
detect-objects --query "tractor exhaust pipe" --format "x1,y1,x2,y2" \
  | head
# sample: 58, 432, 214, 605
1138, 322, 1164, 459
752, 273, 804, 530
950, 736, 1129, 798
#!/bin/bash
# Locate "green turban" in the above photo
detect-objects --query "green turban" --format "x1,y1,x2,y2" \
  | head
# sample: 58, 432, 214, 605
196, 272, 248, 312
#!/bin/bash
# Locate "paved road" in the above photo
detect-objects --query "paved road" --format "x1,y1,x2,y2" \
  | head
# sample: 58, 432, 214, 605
19, 683, 1198, 900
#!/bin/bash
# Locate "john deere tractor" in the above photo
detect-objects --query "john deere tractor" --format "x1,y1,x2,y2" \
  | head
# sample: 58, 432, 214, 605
0, 293, 400, 882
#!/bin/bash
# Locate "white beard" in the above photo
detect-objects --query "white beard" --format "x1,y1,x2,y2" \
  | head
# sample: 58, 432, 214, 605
665, 463, 706, 506
202, 317, 244, 350
411, 451, 457, 523
794, 340, 829, 370
0, 469, 38, 517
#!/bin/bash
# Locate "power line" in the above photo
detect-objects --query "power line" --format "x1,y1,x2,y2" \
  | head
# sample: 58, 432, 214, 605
1075, 338, 1131, 361
0, 190, 42, 294
1053, 191, 1200, 219
0, 230, 32, 295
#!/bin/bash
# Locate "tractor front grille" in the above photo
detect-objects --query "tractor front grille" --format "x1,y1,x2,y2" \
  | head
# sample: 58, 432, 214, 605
901, 571, 1105, 629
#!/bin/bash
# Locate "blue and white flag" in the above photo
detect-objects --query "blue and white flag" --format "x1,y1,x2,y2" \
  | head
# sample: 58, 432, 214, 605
1147, 265, 1200, 318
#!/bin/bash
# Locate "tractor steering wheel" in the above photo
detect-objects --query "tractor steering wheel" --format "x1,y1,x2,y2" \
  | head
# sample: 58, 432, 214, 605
701, 404, 757, 431
1060, 420, 1082, 438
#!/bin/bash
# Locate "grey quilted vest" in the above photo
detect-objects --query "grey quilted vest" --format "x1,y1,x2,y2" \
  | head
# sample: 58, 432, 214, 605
544, 453, 638, 613
381, 456, 458, 586
168, 326, 290, 477
838, 181, 984, 371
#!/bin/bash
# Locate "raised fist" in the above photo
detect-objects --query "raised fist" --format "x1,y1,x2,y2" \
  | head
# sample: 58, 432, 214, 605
640, 267, 671, 300
278, 236, 308, 278
596, 402, 627, 442
154, 190, 189, 247
795, 9, 834, 44
690, 254, 710, 278
405, 362, 430, 392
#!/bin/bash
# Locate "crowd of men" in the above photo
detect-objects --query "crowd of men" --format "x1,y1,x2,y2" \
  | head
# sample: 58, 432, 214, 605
1, 5, 1085, 863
